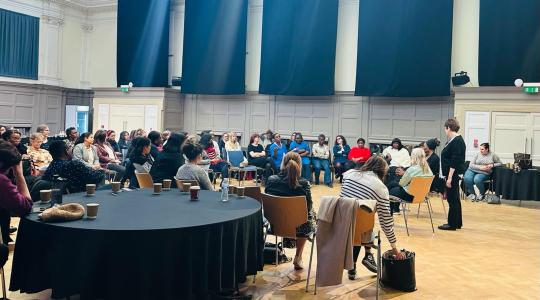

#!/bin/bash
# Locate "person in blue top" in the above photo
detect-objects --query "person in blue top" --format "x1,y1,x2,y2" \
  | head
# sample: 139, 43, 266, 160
268, 133, 288, 179
333, 135, 352, 183
289, 132, 311, 181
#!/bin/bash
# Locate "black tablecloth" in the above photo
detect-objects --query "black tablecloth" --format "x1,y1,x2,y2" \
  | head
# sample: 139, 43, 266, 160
10, 189, 264, 299
493, 166, 540, 201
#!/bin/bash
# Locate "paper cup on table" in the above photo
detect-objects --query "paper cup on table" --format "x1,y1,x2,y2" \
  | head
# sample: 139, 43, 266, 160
153, 183, 162, 194
111, 182, 121, 193
86, 184, 96, 196
40, 189, 52, 202
162, 179, 172, 190
86, 203, 99, 219
182, 183, 191, 194
190, 186, 200, 201
236, 186, 245, 197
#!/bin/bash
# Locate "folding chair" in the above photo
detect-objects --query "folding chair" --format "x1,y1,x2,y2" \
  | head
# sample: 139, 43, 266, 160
227, 150, 259, 186
389, 176, 434, 235
134, 171, 154, 188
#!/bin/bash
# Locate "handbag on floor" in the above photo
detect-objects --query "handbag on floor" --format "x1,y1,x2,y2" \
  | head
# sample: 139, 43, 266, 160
381, 250, 416, 292
263, 242, 291, 265
486, 193, 501, 204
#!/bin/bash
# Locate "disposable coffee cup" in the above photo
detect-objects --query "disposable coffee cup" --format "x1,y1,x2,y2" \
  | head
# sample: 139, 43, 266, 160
86, 203, 99, 219
86, 184, 96, 196
162, 179, 172, 190
111, 182, 121, 193
153, 183, 162, 194
236, 186, 245, 197
40, 189, 52, 202
190, 186, 200, 201
182, 182, 191, 193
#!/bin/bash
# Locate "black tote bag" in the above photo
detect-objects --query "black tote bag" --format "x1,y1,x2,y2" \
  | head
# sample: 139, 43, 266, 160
381, 250, 416, 292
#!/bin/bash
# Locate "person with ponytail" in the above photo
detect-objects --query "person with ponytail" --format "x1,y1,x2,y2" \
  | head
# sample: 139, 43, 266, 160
265, 152, 315, 271
421, 138, 443, 192
388, 148, 433, 214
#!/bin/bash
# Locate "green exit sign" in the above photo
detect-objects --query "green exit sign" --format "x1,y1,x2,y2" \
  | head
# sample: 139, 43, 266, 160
523, 86, 539, 94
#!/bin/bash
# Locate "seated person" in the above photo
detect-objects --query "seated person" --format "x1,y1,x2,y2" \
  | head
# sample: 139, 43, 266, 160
388, 148, 433, 214
0, 140, 33, 244
36, 124, 51, 150
383, 138, 411, 184
94, 130, 126, 181
421, 138, 443, 192
2, 129, 27, 155
218, 132, 228, 156
312, 134, 332, 187
200, 133, 229, 179
265, 152, 315, 270
247, 133, 271, 180
150, 133, 186, 187
121, 137, 154, 189
332, 135, 351, 182
267, 133, 288, 180
289, 132, 311, 181
72, 132, 101, 170
340, 155, 405, 279
27, 133, 53, 170
348, 138, 371, 167
224, 131, 242, 152
464, 143, 502, 201
175, 143, 214, 191
43, 141, 105, 193
147, 131, 162, 160
64, 127, 79, 155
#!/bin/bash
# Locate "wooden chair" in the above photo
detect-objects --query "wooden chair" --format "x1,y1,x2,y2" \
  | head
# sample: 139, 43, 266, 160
389, 176, 434, 235
260, 193, 314, 267
134, 171, 154, 188
243, 186, 262, 204
173, 176, 199, 191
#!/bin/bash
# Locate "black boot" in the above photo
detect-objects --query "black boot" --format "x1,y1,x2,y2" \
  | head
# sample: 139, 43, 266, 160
348, 266, 356, 280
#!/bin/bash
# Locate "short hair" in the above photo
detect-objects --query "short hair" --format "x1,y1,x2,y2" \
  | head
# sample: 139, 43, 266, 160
250, 133, 260, 144
48, 140, 68, 160
480, 142, 490, 151
148, 131, 161, 144
0, 140, 21, 171
444, 118, 460, 133
30, 133, 44, 141
357, 137, 366, 144
2, 129, 21, 141
65, 127, 76, 136
391, 138, 403, 150
94, 130, 107, 144
318, 133, 326, 140
182, 142, 203, 161
36, 124, 48, 133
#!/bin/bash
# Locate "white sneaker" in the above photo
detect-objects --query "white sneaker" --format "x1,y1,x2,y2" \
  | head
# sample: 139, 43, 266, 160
293, 256, 304, 270
466, 194, 477, 201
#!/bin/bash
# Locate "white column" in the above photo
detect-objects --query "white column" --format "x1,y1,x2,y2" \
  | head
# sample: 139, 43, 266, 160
39, 14, 65, 86
80, 23, 94, 89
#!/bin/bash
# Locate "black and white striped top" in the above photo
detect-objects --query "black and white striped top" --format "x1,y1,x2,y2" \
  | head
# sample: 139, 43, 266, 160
340, 170, 397, 245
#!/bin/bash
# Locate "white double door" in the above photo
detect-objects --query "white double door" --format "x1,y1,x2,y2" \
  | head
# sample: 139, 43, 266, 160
491, 112, 540, 165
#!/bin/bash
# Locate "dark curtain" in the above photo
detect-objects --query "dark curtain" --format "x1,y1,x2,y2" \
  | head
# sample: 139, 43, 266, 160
259, 0, 339, 96
479, 0, 540, 86
181, 0, 248, 95
116, 0, 170, 87
0, 8, 39, 80
355, 0, 453, 97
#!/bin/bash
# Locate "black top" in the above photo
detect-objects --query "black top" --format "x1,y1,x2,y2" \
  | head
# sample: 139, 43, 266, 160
150, 150, 184, 185
43, 160, 105, 192
150, 144, 160, 161
118, 139, 131, 150
247, 144, 264, 161
441, 135, 466, 178
122, 154, 153, 184
108, 139, 120, 152
265, 173, 313, 212
427, 152, 440, 177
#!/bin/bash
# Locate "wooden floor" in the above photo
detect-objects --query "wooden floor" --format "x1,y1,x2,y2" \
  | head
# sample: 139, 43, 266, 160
3, 182, 540, 300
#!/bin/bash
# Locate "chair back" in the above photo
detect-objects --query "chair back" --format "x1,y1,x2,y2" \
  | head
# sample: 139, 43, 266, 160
244, 186, 262, 203
260, 193, 308, 238
135, 171, 154, 188
408, 176, 434, 204
173, 176, 199, 190
227, 150, 244, 167
353, 208, 376, 246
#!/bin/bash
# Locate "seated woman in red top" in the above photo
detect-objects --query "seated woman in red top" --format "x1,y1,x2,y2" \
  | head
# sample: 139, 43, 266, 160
348, 138, 371, 167
0, 140, 33, 217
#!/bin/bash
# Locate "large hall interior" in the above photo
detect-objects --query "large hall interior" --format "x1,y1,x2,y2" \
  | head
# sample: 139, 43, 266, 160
0, 0, 539, 299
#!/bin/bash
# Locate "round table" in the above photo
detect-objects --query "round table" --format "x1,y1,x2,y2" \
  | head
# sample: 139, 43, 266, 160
493, 166, 540, 201
9, 189, 264, 300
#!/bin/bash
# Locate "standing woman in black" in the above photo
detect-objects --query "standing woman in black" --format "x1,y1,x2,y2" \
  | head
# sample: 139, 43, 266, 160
439, 118, 466, 231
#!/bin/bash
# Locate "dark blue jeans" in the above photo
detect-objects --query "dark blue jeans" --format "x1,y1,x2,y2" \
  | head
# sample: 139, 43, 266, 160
312, 158, 331, 184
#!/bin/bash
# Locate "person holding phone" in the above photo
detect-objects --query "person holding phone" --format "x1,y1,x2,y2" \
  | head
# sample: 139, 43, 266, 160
267, 133, 288, 182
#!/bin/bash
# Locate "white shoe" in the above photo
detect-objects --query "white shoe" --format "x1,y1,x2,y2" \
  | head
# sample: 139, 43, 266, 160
466, 194, 477, 201
293, 256, 304, 270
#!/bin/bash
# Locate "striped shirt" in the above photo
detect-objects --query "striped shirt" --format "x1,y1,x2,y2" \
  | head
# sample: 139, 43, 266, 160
340, 170, 397, 245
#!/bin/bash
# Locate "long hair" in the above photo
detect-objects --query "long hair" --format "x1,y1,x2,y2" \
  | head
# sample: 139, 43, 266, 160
163, 133, 185, 153
359, 155, 388, 181
129, 137, 151, 159
335, 135, 347, 146
281, 152, 302, 189
411, 148, 430, 174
